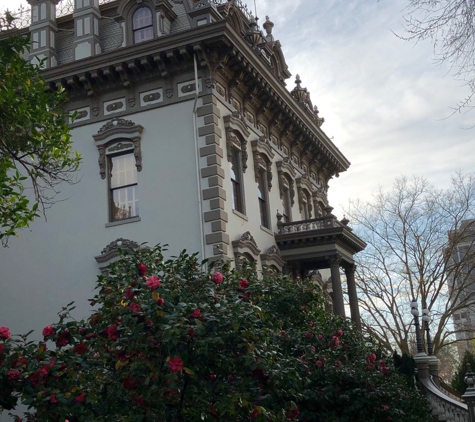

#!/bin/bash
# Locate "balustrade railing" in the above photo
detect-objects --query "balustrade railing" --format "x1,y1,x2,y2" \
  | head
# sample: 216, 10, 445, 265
278, 216, 342, 235
421, 377, 468, 422
211, 0, 253, 20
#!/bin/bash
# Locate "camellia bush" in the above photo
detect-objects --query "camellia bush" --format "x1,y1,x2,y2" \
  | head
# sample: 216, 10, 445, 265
0, 245, 433, 421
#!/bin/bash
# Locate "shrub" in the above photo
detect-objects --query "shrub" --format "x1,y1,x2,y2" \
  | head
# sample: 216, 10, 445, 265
0, 245, 433, 421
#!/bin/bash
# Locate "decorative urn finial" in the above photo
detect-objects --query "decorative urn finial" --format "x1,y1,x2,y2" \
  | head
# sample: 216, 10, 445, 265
263, 15, 274, 43
245, 15, 263, 46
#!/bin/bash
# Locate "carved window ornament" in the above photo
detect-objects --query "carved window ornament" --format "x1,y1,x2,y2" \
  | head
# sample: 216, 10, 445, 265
224, 113, 250, 172
260, 245, 286, 275
232, 231, 261, 271
276, 158, 296, 206
94, 238, 146, 274
296, 175, 315, 218
93, 118, 144, 180
251, 137, 274, 191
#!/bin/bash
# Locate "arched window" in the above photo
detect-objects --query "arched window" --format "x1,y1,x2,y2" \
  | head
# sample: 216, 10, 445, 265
133, 7, 153, 44
281, 174, 293, 223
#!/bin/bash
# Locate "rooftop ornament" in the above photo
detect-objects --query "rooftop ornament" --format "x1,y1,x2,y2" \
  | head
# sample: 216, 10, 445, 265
245, 15, 264, 47
291, 75, 325, 127
263, 16, 274, 44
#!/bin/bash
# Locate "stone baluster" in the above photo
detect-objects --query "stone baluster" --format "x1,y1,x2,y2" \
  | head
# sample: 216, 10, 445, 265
27, 0, 59, 68
73, 0, 101, 60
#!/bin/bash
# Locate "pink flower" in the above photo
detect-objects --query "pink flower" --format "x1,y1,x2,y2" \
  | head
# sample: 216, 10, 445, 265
7, 370, 20, 380
383, 405, 389, 411
190, 308, 202, 318
157, 298, 165, 306
129, 302, 141, 313
0, 326, 11, 340
335, 361, 342, 367
211, 271, 223, 285
146, 276, 161, 290
368, 353, 377, 363
239, 278, 249, 289
133, 396, 148, 407
108, 325, 120, 340
56, 330, 70, 347
316, 360, 323, 367
124, 287, 135, 300
50, 394, 58, 403
74, 392, 85, 403
335, 329, 343, 337
285, 406, 300, 419
381, 366, 389, 374
42, 325, 54, 338
250, 409, 259, 419
168, 357, 184, 373
137, 263, 147, 276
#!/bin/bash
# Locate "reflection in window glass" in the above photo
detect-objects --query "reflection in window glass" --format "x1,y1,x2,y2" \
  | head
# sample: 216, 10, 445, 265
230, 149, 244, 214
110, 153, 139, 221
133, 7, 153, 44
258, 172, 269, 229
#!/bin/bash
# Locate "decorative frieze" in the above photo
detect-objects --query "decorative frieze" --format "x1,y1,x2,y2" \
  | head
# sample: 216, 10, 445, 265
104, 98, 126, 115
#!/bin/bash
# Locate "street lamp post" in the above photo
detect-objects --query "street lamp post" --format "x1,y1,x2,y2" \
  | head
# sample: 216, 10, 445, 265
422, 308, 434, 356
411, 299, 430, 379
411, 299, 424, 355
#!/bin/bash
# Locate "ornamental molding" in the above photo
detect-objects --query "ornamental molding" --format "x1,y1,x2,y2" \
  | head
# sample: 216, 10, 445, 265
276, 159, 296, 206
260, 245, 286, 274
251, 137, 274, 190
95, 238, 141, 264
223, 113, 250, 139
225, 125, 248, 173
296, 175, 315, 214
93, 118, 144, 180
232, 231, 260, 258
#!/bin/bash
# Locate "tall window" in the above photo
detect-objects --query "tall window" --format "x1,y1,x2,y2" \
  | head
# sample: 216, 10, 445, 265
257, 171, 270, 229
230, 149, 245, 214
302, 191, 311, 220
282, 187, 292, 223
110, 153, 139, 221
133, 7, 153, 44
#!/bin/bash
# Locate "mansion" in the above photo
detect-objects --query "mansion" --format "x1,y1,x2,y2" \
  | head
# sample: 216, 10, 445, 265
0, 0, 365, 346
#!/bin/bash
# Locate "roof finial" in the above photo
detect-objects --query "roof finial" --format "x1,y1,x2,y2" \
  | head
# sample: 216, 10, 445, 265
263, 15, 274, 43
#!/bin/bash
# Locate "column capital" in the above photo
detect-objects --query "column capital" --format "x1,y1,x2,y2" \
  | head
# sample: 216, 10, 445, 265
344, 263, 357, 273
326, 253, 342, 266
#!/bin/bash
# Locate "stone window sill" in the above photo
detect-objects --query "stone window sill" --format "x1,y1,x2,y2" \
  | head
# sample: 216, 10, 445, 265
106, 216, 141, 228
232, 209, 248, 221
260, 225, 274, 236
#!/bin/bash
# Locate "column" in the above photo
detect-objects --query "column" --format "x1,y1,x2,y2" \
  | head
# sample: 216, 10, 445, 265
27, 0, 60, 68
345, 264, 361, 331
327, 254, 345, 317
73, 0, 101, 60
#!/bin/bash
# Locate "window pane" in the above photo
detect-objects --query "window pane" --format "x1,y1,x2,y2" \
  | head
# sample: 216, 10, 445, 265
112, 185, 139, 221
134, 27, 153, 43
110, 154, 136, 188
133, 7, 152, 29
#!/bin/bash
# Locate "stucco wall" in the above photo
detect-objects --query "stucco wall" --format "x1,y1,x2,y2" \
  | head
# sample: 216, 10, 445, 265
0, 100, 202, 342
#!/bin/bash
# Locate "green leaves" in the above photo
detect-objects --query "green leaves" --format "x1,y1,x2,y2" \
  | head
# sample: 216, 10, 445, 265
0, 34, 81, 245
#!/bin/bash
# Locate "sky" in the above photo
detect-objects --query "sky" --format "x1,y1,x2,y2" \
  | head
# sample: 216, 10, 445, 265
1, 0, 473, 218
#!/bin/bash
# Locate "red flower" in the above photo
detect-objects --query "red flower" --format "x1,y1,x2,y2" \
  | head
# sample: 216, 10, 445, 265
209, 405, 219, 419
0, 344, 4, 354
86, 333, 97, 340
56, 330, 70, 347
74, 343, 88, 355
124, 287, 135, 300
157, 298, 165, 306
211, 271, 223, 285
108, 325, 120, 340
137, 263, 147, 276
74, 392, 85, 403
190, 308, 202, 318
250, 409, 259, 419
381, 366, 389, 374
187, 327, 194, 338
0, 326, 11, 340
335, 361, 342, 367
209, 374, 216, 380
168, 357, 184, 373
39, 365, 50, 377
133, 396, 148, 407
123, 376, 140, 390
239, 278, 249, 289
42, 325, 54, 338
334, 329, 343, 337
129, 302, 141, 313
146, 276, 161, 290
50, 394, 58, 404
368, 353, 377, 363
285, 406, 300, 419
316, 360, 323, 368
7, 370, 20, 380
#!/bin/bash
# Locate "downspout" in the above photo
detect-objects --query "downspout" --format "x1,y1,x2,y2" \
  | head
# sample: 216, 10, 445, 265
193, 53, 207, 261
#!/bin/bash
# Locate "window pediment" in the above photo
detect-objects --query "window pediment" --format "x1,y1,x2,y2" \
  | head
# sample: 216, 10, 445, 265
232, 231, 261, 261
276, 158, 296, 204
261, 245, 285, 274
93, 118, 144, 179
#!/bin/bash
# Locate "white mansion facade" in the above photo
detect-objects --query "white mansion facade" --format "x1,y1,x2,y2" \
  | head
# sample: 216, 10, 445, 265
0, 0, 365, 345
